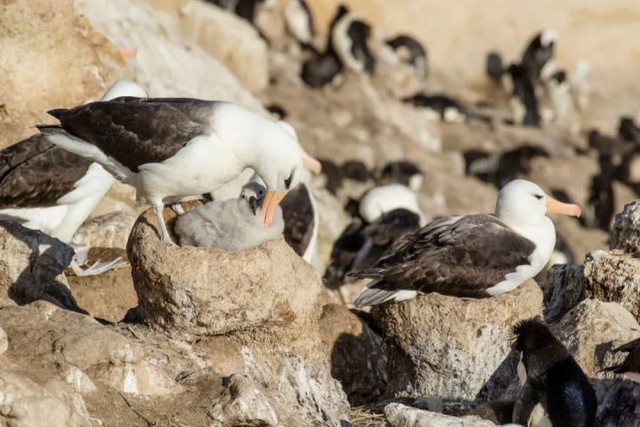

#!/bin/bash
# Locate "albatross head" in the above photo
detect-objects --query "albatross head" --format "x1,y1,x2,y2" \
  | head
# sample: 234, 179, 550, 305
256, 120, 321, 228
495, 179, 581, 224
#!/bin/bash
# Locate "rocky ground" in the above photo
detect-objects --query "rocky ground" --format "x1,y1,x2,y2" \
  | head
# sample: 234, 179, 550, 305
0, 0, 639, 426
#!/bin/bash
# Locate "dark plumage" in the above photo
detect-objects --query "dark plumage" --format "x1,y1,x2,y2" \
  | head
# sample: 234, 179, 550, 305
602, 337, 640, 378
464, 145, 550, 188
505, 64, 541, 126
300, 46, 343, 88
280, 183, 314, 257
386, 34, 428, 76
486, 51, 504, 81
329, 4, 375, 74
512, 318, 596, 427
342, 160, 371, 182
0, 135, 91, 208
41, 97, 215, 173
323, 217, 366, 289
618, 117, 640, 145
376, 160, 423, 190
207, 0, 266, 23
403, 93, 468, 122
588, 155, 615, 231
521, 30, 557, 81
353, 214, 536, 305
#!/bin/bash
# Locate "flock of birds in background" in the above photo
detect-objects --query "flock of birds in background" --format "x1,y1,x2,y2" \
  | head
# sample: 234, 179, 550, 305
0, 1, 639, 426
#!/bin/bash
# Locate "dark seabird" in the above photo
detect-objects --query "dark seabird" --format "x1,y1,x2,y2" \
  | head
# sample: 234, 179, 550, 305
521, 29, 558, 81
403, 93, 468, 123
385, 34, 428, 78
358, 183, 425, 225
353, 180, 581, 306
376, 160, 423, 192
38, 98, 321, 245
300, 44, 344, 88
283, 0, 315, 45
464, 145, 550, 189
503, 64, 541, 126
486, 51, 504, 81
603, 337, 640, 382
512, 318, 597, 427
618, 116, 640, 145
329, 4, 375, 74
587, 154, 615, 231
280, 183, 318, 265
0, 80, 147, 275
174, 181, 283, 251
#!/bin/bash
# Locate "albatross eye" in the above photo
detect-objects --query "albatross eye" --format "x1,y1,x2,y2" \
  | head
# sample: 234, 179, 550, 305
533, 194, 544, 200
285, 173, 293, 189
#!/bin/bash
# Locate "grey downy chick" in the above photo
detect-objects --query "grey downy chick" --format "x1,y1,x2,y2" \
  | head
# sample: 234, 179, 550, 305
174, 182, 284, 251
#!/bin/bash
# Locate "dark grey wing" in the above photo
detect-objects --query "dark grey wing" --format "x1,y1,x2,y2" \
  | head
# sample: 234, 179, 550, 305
354, 214, 537, 297
0, 135, 91, 208
45, 97, 217, 172
362, 208, 420, 246
280, 184, 314, 257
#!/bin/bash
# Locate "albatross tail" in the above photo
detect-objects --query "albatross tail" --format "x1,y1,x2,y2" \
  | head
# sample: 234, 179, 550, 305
353, 280, 419, 307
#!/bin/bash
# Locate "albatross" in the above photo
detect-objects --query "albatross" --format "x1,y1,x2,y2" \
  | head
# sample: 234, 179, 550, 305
38, 99, 321, 244
0, 80, 148, 275
353, 180, 581, 307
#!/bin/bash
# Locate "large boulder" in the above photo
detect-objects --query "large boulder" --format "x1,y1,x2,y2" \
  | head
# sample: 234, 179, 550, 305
594, 380, 640, 426
583, 250, 640, 322
371, 280, 543, 401
127, 207, 351, 424
384, 403, 497, 427
178, 0, 269, 92
551, 299, 640, 377
319, 304, 388, 405
0, 0, 119, 149
0, 221, 82, 313
76, 0, 266, 114
539, 263, 586, 322
127, 208, 321, 339
0, 301, 183, 397
610, 200, 640, 255
0, 371, 90, 427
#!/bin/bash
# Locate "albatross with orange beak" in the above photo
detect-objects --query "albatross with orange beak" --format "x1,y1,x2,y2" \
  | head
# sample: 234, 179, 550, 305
353, 180, 581, 306
38, 100, 321, 244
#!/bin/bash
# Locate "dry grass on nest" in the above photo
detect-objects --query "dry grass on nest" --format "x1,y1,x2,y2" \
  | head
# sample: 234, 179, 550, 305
350, 407, 389, 427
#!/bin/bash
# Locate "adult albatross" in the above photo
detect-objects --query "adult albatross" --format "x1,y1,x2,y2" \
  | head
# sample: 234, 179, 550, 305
353, 180, 581, 307
38, 99, 321, 244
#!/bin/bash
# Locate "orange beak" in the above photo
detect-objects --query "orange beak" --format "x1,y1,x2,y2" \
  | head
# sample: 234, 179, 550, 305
302, 150, 322, 174
261, 191, 286, 227
546, 196, 582, 217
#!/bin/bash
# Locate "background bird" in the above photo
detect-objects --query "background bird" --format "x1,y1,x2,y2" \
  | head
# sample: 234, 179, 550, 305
512, 318, 597, 427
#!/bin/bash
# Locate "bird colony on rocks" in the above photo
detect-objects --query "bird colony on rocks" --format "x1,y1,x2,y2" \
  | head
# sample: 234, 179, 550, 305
0, 0, 639, 426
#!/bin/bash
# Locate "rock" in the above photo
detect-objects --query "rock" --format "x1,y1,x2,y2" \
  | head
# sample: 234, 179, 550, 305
611, 200, 640, 255
67, 265, 137, 323
583, 250, 640, 322
384, 403, 497, 427
178, 0, 269, 92
76, 0, 266, 114
372, 280, 542, 401
551, 299, 640, 377
0, 301, 183, 397
539, 263, 586, 322
208, 374, 278, 426
0, 221, 83, 313
0, 326, 7, 356
0, 0, 119, 149
319, 304, 388, 405
128, 207, 321, 339
127, 208, 351, 424
0, 370, 90, 427
594, 379, 640, 426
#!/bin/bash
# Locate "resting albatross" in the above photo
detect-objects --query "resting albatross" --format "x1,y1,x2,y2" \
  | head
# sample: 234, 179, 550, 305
0, 80, 148, 275
353, 180, 581, 307
38, 99, 321, 244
